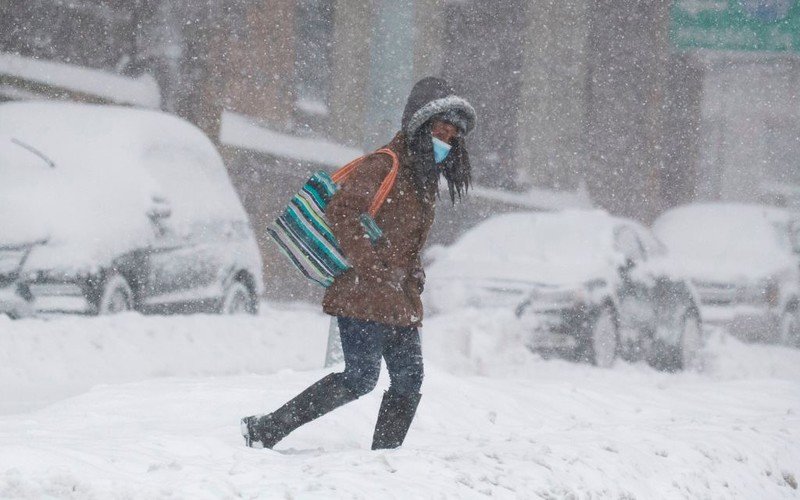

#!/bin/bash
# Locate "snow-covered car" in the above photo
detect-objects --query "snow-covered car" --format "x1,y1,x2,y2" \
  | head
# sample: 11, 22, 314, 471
0, 101, 264, 317
653, 202, 800, 346
425, 210, 702, 370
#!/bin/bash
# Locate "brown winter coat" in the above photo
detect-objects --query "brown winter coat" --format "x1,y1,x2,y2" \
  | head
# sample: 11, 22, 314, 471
322, 133, 436, 327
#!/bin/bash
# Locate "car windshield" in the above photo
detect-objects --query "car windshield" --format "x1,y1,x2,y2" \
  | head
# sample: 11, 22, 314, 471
7, 137, 55, 169
0, 136, 52, 173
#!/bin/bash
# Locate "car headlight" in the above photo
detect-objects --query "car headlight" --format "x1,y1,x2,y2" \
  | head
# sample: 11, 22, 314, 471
586, 279, 607, 291
0, 248, 27, 276
764, 280, 780, 307
519, 283, 599, 314
740, 278, 779, 307
582, 279, 608, 302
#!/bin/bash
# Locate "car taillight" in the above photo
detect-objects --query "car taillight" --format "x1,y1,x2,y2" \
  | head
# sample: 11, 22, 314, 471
765, 281, 780, 308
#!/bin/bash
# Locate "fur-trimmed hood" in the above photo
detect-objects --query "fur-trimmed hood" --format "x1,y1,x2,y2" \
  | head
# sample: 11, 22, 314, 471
401, 77, 477, 136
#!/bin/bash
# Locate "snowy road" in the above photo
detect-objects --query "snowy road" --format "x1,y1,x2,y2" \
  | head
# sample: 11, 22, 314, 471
1, 304, 798, 499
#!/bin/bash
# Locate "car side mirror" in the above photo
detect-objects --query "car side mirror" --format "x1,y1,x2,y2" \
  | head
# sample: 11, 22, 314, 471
619, 257, 636, 273
147, 197, 172, 237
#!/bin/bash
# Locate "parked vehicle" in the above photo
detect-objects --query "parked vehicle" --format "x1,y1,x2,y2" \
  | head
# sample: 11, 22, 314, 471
0, 101, 264, 318
425, 210, 703, 370
653, 202, 800, 347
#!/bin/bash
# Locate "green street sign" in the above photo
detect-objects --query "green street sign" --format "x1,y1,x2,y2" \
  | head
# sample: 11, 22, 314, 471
671, 0, 800, 52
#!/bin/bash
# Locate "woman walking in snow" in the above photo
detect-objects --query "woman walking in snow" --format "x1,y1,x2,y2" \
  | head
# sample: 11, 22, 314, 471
242, 77, 476, 450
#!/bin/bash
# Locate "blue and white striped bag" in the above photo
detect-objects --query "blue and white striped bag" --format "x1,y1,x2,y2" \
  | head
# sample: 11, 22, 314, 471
266, 149, 399, 287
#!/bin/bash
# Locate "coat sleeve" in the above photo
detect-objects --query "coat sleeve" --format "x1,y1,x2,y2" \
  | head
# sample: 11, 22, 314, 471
326, 155, 395, 283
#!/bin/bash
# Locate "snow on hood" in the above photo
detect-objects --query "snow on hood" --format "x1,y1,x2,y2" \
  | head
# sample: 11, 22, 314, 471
0, 101, 242, 273
427, 210, 617, 288
653, 203, 796, 282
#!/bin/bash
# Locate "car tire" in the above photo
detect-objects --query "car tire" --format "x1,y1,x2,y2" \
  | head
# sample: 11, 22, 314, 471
221, 280, 255, 315
649, 309, 703, 372
98, 273, 133, 315
616, 297, 645, 363
578, 305, 618, 368
779, 309, 800, 348
679, 310, 703, 370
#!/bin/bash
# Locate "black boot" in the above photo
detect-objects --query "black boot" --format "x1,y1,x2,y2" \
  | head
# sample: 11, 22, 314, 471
371, 390, 422, 450
241, 373, 358, 449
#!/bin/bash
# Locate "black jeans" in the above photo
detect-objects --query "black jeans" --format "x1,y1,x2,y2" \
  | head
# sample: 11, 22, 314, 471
337, 316, 424, 397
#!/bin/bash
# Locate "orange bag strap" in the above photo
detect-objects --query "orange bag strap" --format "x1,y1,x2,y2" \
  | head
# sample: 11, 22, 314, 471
330, 148, 400, 217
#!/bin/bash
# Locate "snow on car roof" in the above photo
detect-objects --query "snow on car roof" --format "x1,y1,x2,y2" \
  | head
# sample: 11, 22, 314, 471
653, 202, 795, 280
428, 210, 617, 286
654, 202, 790, 255
446, 210, 615, 260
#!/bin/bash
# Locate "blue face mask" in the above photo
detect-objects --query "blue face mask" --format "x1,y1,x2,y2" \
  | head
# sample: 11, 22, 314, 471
432, 136, 452, 164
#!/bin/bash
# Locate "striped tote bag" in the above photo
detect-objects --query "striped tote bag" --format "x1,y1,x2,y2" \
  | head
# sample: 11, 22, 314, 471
266, 148, 399, 287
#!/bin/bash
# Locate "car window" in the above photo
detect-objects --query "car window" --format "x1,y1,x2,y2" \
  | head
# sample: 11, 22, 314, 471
614, 225, 646, 262
140, 141, 245, 236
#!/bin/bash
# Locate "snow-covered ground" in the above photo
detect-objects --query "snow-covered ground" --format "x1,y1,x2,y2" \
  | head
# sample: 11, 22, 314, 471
1, 303, 799, 499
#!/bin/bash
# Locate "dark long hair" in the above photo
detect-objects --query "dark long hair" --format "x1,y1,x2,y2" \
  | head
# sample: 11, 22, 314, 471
407, 122, 471, 205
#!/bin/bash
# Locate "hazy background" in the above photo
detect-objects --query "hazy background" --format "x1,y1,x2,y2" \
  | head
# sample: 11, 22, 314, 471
2, 0, 798, 300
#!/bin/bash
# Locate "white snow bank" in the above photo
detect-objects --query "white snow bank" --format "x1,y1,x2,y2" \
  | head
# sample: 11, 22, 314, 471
0, 52, 160, 108
0, 305, 798, 499
0, 303, 327, 415
220, 111, 363, 167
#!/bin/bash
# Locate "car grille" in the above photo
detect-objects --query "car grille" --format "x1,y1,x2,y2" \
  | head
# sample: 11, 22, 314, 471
28, 282, 85, 297
693, 280, 737, 306
472, 286, 527, 308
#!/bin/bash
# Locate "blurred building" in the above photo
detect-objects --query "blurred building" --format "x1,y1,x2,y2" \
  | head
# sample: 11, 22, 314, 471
2, 0, 798, 299
671, 0, 800, 207
695, 56, 800, 205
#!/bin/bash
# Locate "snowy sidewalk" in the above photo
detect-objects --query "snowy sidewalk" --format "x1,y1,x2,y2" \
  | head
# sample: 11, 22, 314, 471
0, 306, 798, 498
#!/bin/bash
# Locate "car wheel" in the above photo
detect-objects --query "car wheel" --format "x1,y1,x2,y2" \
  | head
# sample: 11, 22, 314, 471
579, 305, 618, 368
679, 311, 704, 370
98, 273, 133, 315
616, 299, 644, 363
221, 280, 254, 315
778, 310, 800, 347
649, 309, 702, 372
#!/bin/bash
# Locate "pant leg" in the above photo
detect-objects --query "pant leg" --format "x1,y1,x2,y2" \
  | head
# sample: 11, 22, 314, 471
337, 316, 384, 397
382, 325, 424, 395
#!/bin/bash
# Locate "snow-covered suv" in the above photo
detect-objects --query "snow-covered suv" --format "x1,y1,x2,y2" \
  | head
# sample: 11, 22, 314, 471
425, 210, 703, 370
653, 202, 800, 346
0, 101, 264, 317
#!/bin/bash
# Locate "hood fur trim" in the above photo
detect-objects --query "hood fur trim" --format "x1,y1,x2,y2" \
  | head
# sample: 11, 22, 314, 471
404, 95, 477, 137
